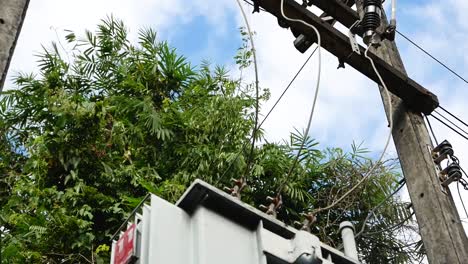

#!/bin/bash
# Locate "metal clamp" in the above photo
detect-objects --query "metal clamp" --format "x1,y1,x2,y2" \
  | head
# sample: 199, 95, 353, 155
348, 20, 362, 55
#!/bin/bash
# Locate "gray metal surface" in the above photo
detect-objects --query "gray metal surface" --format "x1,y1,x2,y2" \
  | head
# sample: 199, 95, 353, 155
177, 179, 296, 239
111, 180, 361, 264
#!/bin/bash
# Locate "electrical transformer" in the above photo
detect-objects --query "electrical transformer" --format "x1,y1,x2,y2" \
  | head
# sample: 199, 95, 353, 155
110, 180, 361, 264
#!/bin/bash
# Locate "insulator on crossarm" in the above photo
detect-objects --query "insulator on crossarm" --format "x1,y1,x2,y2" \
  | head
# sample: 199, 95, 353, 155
362, 0, 383, 45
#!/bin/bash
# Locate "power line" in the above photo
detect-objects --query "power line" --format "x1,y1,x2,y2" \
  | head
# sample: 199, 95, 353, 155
235, 0, 260, 179
457, 182, 468, 220
439, 105, 468, 129
429, 114, 468, 141
432, 111, 468, 139
310, 45, 394, 215
275, 0, 323, 198
216, 44, 318, 185
245, 1, 468, 86
362, 212, 415, 237
461, 167, 468, 182
458, 168, 468, 219
396, 30, 468, 85
424, 114, 438, 145
259, 46, 318, 128
355, 179, 406, 239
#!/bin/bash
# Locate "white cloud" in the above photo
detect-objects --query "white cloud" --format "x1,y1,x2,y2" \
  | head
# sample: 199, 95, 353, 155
6, 0, 238, 86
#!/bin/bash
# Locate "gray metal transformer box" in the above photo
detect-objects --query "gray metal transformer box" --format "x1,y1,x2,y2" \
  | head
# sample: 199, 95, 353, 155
111, 180, 361, 264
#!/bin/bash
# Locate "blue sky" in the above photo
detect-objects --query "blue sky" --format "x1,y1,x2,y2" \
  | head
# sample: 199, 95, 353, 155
5, 0, 468, 238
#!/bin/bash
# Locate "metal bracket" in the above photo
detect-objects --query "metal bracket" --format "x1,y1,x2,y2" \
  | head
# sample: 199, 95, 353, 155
321, 16, 334, 22
348, 20, 361, 55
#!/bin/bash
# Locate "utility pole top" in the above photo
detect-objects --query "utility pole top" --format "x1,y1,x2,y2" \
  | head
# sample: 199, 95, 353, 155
255, 0, 438, 114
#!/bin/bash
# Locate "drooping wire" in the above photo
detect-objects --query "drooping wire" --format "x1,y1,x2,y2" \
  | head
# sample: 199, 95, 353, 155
355, 179, 406, 239
259, 46, 318, 129
396, 30, 468, 85
216, 45, 318, 184
362, 212, 415, 237
275, 0, 323, 198
310, 45, 394, 215
458, 167, 468, 218
235, 0, 260, 179
457, 182, 468, 220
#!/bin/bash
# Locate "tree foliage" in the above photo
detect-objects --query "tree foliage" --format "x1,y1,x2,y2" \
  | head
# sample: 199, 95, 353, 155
0, 17, 423, 263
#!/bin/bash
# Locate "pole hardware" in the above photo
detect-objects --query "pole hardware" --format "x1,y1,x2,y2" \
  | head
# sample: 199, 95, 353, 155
347, 0, 395, 46
432, 140, 454, 165
431, 140, 463, 188
292, 1, 356, 54
440, 163, 462, 188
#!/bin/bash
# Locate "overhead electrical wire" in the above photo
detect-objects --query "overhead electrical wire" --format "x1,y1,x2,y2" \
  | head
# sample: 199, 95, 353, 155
216, 35, 318, 185
275, 0, 323, 198
310, 45, 394, 215
457, 182, 468, 220
438, 105, 468, 129
259, 46, 318, 129
235, 0, 260, 179
362, 212, 415, 237
432, 110, 468, 138
355, 179, 406, 239
429, 114, 468, 141
396, 30, 468, 85
245, 0, 468, 86
421, 113, 468, 223
458, 167, 468, 219
424, 114, 439, 145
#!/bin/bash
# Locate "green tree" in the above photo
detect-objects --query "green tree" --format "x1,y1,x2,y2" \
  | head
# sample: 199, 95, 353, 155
0, 17, 422, 263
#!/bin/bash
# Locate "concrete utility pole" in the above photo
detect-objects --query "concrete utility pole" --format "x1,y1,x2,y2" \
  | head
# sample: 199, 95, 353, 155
0, 0, 30, 92
255, 0, 468, 262
353, 1, 468, 263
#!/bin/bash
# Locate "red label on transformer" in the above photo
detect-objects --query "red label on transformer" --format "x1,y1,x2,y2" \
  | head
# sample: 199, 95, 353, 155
114, 223, 136, 264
